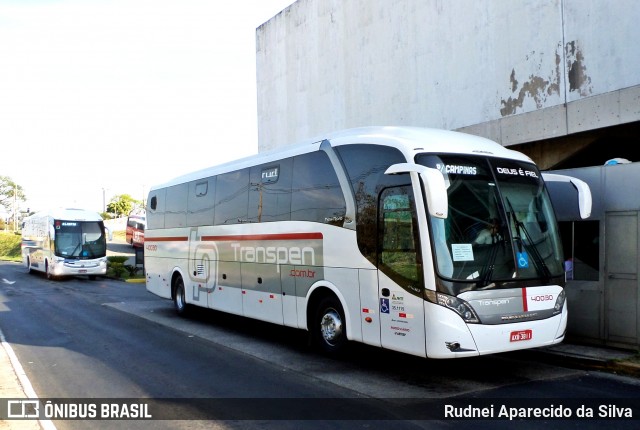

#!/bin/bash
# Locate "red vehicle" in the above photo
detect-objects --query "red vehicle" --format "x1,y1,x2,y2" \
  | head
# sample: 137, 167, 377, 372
125, 214, 146, 248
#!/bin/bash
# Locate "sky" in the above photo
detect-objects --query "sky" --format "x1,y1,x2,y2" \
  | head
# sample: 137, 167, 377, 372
0, 0, 295, 217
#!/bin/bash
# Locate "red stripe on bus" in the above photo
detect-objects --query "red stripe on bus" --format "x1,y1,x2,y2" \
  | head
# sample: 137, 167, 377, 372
145, 236, 189, 242
201, 233, 323, 242
521, 288, 528, 312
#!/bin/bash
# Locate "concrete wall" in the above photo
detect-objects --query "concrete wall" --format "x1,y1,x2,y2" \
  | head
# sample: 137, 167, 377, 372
256, 0, 640, 151
549, 163, 640, 348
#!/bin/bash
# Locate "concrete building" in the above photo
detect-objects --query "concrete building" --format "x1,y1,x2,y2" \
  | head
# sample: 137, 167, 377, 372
256, 0, 640, 169
255, 0, 640, 349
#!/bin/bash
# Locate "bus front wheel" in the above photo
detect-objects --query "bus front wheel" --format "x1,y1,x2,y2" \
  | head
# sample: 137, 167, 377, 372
312, 295, 347, 355
173, 276, 189, 316
45, 261, 55, 281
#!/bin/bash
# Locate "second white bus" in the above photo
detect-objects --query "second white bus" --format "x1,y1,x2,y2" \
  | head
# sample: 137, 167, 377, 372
22, 208, 108, 280
144, 127, 591, 359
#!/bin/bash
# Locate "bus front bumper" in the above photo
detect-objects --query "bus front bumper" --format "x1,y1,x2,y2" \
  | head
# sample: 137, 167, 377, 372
51, 258, 108, 277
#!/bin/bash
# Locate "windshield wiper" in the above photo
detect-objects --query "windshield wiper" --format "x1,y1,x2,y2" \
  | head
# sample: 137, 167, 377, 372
479, 194, 505, 286
480, 231, 502, 286
505, 197, 552, 281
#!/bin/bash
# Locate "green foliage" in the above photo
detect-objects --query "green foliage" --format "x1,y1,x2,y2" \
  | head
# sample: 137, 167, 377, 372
0, 176, 27, 213
124, 264, 139, 277
107, 255, 129, 278
0, 232, 22, 261
106, 194, 142, 217
107, 256, 129, 264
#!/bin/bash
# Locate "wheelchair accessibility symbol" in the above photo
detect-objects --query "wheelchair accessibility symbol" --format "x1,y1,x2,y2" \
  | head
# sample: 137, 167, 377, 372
517, 251, 529, 268
380, 298, 390, 314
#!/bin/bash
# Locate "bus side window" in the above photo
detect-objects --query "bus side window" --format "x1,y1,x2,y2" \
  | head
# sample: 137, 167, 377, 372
188, 177, 216, 227
214, 168, 250, 225
291, 152, 345, 225
334, 144, 407, 265
165, 183, 188, 228
248, 158, 293, 223
147, 190, 165, 229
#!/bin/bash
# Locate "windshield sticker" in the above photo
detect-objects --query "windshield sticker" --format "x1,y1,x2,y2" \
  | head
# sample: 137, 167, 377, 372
466, 270, 480, 280
517, 251, 530, 268
435, 164, 477, 175
452, 244, 474, 261
496, 167, 539, 178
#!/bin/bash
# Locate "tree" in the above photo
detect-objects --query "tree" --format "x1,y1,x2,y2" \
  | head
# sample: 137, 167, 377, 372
0, 176, 26, 214
106, 194, 141, 217
1, 177, 27, 230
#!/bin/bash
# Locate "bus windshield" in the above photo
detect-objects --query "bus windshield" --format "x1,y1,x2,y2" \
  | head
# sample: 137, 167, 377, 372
416, 154, 564, 285
54, 220, 107, 259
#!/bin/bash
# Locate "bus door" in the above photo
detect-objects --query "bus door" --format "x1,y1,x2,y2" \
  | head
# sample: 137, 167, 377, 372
188, 228, 218, 308
604, 211, 639, 346
377, 186, 426, 357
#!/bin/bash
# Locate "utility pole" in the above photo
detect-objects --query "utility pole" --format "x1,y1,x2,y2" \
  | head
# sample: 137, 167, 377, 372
13, 185, 17, 231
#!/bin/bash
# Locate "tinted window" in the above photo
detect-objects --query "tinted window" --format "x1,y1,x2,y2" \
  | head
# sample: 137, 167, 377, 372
291, 152, 345, 225
248, 158, 293, 223
188, 177, 216, 227
560, 220, 599, 281
165, 183, 188, 228
335, 144, 407, 264
147, 189, 165, 230
379, 186, 423, 295
214, 169, 250, 225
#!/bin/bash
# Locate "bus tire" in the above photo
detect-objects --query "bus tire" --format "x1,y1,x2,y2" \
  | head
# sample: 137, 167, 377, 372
26, 257, 33, 274
45, 261, 55, 281
312, 295, 347, 355
173, 276, 190, 316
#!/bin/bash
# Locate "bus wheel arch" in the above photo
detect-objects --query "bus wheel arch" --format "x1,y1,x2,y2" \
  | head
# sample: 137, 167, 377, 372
171, 271, 189, 316
307, 287, 348, 355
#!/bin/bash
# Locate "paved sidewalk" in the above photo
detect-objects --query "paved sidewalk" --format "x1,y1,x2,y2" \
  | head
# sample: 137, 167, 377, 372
534, 342, 640, 378
0, 339, 42, 430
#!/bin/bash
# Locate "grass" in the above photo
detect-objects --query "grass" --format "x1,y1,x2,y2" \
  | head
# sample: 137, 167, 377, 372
112, 230, 126, 242
0, 231, 22, 262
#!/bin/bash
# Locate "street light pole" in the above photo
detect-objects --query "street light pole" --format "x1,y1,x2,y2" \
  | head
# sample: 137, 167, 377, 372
13, 185, 16, 231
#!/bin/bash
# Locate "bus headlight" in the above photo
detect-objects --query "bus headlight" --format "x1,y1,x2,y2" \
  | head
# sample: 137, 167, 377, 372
553, 290, 566, 314
426, 290, 480, 323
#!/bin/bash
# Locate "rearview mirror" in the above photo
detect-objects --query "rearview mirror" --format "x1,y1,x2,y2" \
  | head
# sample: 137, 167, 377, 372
541, 173, 592, 219
385, 163, 448, 219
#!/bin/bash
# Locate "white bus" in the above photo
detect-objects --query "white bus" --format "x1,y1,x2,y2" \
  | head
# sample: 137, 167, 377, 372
144, 127, 591, 359
22, 208, 108, 280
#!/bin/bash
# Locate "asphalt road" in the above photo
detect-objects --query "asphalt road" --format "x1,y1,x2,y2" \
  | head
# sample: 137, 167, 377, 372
0, 260, 638, 429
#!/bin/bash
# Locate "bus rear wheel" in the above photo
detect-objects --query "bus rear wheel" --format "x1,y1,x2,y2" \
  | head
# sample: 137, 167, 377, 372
173, 276, 189, 316
312, 295, 347, 355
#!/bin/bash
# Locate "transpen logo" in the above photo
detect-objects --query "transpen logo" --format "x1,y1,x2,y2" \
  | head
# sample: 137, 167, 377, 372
230, 243, 316, 273
479, 299, 511, 306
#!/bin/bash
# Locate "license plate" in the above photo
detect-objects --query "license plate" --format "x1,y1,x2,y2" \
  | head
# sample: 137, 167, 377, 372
510, 329, 532, 342
79, 269, 87, 274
